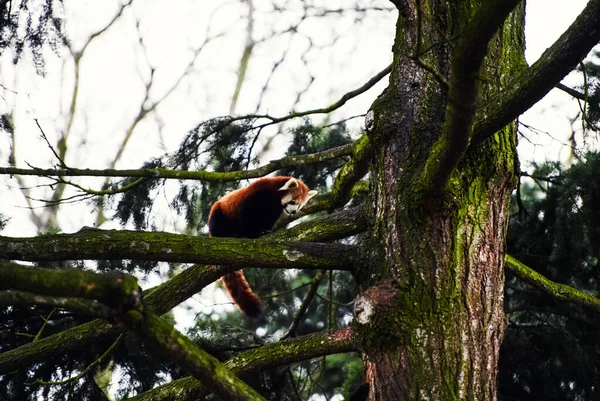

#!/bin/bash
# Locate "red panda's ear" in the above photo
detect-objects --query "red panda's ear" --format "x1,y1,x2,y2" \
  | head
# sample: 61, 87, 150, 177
307, 190, 317, 199
279, 177, 298, 191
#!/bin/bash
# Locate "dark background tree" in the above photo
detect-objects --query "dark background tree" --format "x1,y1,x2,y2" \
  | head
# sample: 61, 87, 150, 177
0, 0, 600, 400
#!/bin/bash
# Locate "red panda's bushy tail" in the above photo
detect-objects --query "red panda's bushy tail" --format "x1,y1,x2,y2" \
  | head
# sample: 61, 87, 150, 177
221, 271, 262, 317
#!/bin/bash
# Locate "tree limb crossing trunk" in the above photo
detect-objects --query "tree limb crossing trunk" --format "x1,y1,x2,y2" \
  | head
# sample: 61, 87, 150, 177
355, 1, 526, 399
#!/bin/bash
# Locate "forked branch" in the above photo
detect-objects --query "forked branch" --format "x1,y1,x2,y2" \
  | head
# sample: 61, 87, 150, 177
121, 309, 266, 401
0, 264, 264, 401
470, 0, 600, 146
421, 0, 522, 194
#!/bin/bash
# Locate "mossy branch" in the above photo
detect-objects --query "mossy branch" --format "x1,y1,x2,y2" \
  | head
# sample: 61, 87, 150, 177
0, 230, 356, 271
330, 134, 372, 209
421, 0, 522, 195
0, 211, 365, 374
0, 142, 352, 182
0, 290, 113, 319
268, 204, 371, 242
504, 255, 600, 312
125, 328, 355, 401
56, 176, 147, 196
0, 261, 140, 310
0, 261, 225, 375
0, 264, 265, 399
470, 0, 600, 146
120, 309, 266, 401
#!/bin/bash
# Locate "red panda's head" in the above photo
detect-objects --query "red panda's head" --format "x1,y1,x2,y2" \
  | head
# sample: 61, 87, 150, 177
278, 177, 317, 215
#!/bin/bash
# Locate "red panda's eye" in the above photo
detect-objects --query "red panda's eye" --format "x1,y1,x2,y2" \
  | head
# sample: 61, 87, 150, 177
289, 200, 297, 205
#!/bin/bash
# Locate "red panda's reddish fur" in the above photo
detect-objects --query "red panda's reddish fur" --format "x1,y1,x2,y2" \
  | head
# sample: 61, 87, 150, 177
220, 270, 263, 317
208, 176, 316, 317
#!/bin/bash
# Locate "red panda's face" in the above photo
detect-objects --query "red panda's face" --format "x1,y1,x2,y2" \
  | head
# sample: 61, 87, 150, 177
278, 178, 318, 215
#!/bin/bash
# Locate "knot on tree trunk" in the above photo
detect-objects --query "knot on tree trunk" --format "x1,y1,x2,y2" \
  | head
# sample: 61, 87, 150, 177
354, 282, 406, 351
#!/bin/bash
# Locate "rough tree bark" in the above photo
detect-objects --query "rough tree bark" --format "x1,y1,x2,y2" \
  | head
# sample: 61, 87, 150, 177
354, 1, 525, 399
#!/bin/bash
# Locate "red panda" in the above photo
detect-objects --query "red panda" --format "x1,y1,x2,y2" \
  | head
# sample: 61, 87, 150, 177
208, 176, 317, 317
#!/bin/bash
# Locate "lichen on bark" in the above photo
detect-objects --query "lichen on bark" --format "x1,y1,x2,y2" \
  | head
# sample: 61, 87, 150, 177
358, 1, 526, 399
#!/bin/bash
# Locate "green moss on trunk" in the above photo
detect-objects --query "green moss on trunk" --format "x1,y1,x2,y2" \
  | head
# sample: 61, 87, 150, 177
358, 1, 526, 399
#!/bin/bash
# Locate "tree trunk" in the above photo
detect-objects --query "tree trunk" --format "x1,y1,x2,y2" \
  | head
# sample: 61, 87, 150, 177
356, 1, 525, 399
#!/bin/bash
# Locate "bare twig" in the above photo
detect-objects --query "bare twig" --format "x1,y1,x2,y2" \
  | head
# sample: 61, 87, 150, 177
34, 309, 57, 342
26, 335, 123, 386
283, 270, 326, 339
227, 63, 392, 128
1, 142, 352, 182
555, 82, 586, 100
48, 0, 135, 221
34, 119, 67, 168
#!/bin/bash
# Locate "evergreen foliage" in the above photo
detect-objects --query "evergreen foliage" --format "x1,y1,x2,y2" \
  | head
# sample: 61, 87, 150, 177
0, 213, 7, 230
0, 113, 14, 137
0, 0, 66, 75
501, 152, 600, 400
0, 305, 106, 400
279, 119, 353, 190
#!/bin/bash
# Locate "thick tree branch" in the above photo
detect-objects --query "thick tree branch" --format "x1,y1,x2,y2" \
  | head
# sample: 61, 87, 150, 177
0, 261, 140, 310
0, 230, 356, 271
125, 328, 355, 401
121, 309, 266, 401
505, 255, 600, 312
0, 261, 264, 400
0, 210, 365, 374
0, 262, 229, 375
0, 290, 112, 318
330, 135, 372, 209
470, 0, 600, 146
268, 204, 371, 242
422, 0, 522, 194
0, 143, 352, 182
